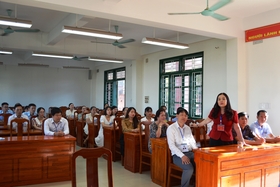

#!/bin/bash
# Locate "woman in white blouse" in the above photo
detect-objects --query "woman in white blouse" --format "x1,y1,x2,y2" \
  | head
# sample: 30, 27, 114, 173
95, 107, 115, 147
65, 103, 76, 119
32, 107, 46, 130
167, 107, 197, 187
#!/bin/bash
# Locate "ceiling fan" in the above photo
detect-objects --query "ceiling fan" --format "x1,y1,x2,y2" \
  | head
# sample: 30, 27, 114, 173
0, 9, 40, 36
91, 25, 135, 48
0, 26, 40, 36
168, 0, 232, 21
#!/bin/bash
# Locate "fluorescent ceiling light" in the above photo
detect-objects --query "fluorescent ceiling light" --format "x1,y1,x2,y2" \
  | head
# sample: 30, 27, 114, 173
142, 37, 189, 49
0, 16, 32, 28
62, 26, 123, 40
0, 50, 13, 55
32, 52, 73, 59
88, 57, 123, 63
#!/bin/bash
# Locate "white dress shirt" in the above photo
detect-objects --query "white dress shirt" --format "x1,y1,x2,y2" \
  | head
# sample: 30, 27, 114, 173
66, 109, 77, 118
8, 114, 29, 130
167, 121, 197, 158
44, 117, 69, 136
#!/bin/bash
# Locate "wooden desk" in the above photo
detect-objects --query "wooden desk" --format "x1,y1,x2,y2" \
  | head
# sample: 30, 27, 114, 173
151, 138, 168, 187
76, 120, 85, 147
124, 132, 144, 173
0, 129, 43, 136
195, 144, 280, 187
0, 135, 76, 187
103, 127, 121, 162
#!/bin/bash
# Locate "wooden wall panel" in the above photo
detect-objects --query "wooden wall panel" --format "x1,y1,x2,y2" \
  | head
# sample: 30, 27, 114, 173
18, 157, 43, 181
244, 170, 262, 187
0, 159, 13, 183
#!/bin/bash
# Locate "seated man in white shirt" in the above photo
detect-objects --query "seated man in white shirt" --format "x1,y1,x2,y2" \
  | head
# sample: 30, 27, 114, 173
44, 107, 69, 136
7, 103, 29, 131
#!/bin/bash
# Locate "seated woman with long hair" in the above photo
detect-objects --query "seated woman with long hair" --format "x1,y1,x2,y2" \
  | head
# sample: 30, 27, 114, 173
120, 107, 139, 156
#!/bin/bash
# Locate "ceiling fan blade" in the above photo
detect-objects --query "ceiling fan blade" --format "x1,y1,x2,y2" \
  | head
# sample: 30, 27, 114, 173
168, 12, 201, 15
211, 13, 230, 21
14, 29, 40, 33
209, 0, 232, 11
91, 41, 112, 44
117, 45, 126, 48
118, 39, 135, 45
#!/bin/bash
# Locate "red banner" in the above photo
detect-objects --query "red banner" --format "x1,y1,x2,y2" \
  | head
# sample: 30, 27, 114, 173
245, 22, 280, 42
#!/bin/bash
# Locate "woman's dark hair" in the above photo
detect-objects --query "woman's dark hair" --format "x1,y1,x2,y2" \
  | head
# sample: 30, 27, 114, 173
125, 107, 138, 128
154, 108, 166, 121
144, 107, 152, 116
104, 106, 112, 116
176, 107, 188, 115
122, 107, 128, 112
68, 103, 73, 107
37, 107, 45, 115
211, 92, 233, 120
51, 107, 62, 116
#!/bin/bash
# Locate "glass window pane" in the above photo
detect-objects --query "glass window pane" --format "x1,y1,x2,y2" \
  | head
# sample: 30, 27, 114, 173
164, 89, 169, 102
184, 59, 192, 70
165, 61, 179, 72
117, 70, 125, 79
108, 72, 113, 80
196, 87, 202, 103
184, 76, 189, 86
196, 74, 202, 86
184, 88, 189, 102
183, 104, 189, 112
184, 57, 202, 70
195, 104, 202, 116
174, 88, 182, 102
165, 77, 169, 87
175, 76, 181, 87
117, 80, 125, 110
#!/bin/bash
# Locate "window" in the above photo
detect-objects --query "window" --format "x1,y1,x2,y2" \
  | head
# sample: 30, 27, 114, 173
159, 52, 203, 119
104, 67, 126, 110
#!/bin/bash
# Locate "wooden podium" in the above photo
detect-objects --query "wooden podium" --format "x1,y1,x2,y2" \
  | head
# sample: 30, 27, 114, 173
0, 135, 76, 187
151, 138, 168, 187
195, 144, 280, 187
124, 132, 144, 173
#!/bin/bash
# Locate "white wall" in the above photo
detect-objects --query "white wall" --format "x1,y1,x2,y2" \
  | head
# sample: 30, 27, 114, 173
0, 65, 92, 111
247, 36, 280, 135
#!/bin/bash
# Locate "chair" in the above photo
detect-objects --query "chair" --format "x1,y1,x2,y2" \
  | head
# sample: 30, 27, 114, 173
87, 114, 101, 148
71, 147, 113, 187
0, 113, 12, 127
10, 118, 30, 137
113, 117, 123, 164
59, 106, 68, 118
115, 111, 123, 118
139, 121, 152, 174
167, 148, 182, 187
191, 125, 207, 148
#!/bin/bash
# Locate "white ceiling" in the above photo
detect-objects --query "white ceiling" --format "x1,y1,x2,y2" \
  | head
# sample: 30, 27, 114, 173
0, 0, 280, 68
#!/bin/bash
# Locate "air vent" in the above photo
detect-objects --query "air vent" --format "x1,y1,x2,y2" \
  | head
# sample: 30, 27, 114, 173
63, 66, 90, 70
18, 63, 49, 67
253, 40, 263, 45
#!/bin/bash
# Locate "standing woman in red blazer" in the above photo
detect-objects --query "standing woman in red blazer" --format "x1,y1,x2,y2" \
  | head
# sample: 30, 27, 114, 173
195, 93, 246, 147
